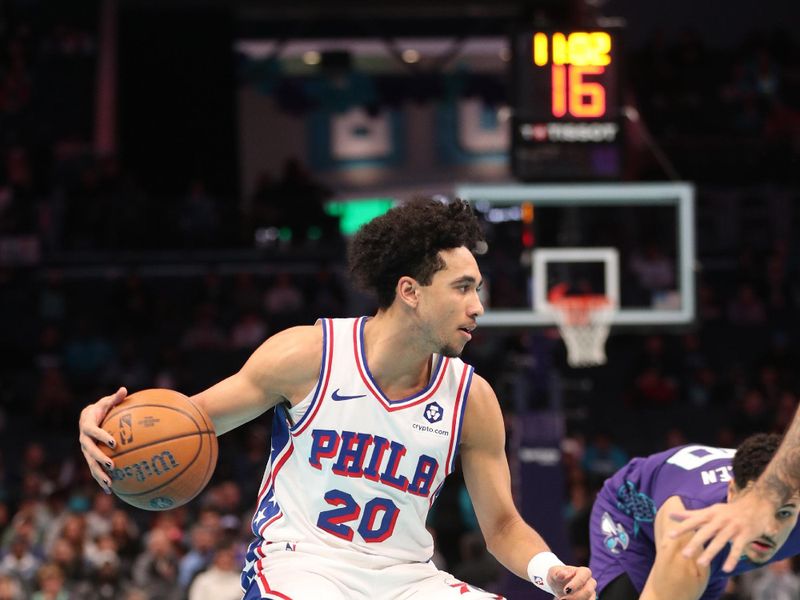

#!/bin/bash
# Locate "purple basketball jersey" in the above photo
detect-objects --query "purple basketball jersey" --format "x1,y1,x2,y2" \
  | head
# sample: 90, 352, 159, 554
589, 444, 800, 600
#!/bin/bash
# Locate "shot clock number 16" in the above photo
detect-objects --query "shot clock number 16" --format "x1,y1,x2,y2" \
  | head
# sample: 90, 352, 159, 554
511, 27, 623, 180
532, 31, 612, 119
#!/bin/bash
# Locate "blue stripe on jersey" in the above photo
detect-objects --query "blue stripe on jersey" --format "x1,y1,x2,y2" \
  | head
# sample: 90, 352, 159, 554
290, 318, 329, 433
242, 405, 294, 590
448, 366, 474, 474
357, 316, 444, 405
253, 406, 291, 530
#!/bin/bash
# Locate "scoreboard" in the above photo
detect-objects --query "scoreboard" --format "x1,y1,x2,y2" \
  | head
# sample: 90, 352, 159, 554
511, 28, 623, 181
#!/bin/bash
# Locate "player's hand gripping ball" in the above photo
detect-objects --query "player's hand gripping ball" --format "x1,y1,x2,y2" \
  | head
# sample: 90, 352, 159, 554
100, 389, 218, 510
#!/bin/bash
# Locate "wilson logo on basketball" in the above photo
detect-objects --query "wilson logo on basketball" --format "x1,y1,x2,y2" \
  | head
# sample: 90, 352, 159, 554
110, 450, 180, 483
118, 413, 134, 445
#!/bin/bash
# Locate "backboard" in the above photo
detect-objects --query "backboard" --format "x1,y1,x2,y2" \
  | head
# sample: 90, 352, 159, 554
455, 182, 696, 327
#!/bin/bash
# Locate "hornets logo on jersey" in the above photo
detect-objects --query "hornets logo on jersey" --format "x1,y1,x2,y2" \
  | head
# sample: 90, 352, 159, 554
601, 511, 629, 554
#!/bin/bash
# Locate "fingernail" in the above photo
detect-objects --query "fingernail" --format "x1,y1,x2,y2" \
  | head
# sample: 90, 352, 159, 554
565, 587, 572, 594
105, 462, 113, 470
107, 439, 116, 448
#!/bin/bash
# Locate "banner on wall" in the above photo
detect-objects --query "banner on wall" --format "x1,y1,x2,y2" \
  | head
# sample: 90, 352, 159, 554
438, 98, 510, 165
309, 107, 405, 171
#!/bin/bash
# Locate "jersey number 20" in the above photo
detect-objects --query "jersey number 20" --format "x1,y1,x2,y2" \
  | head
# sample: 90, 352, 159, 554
317, 489, 399, 542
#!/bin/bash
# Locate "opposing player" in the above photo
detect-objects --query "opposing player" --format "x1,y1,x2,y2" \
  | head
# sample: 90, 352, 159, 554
78, 198, 595, 599
671, 407, 800, 572
589, 433, 800, 600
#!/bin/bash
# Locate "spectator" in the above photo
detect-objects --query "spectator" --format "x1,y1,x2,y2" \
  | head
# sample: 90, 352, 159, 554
188, 543, 242, 600
46, 537, 89, 585
581, 431, 628, 489
751, 558, 800, 600
630, 366, 679, 408
178, 524, 219, 589
181, 304, 228, 351
131, 528, 180, 600
564, 480, 593, 567
229, 310, 269, 350
178, 179, 220, 246
30, 564, 70, 600
33, 367, 74, 430
731, 388, 773, 439
229, 272, 263, 316
84, 492, 115, 541
72, 551, 129, 600
727, 283, 767, 325
262, 273, 305, 324
451, 532, 503, 592
0, 535, 40, 590
108, 510, 140, 573
62, 318, 114, 391
0, 573, 24, 600
628, 242, 675, 301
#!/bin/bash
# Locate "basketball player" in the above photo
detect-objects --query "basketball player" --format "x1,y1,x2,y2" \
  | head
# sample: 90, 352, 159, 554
589, 433, 800, 600
671, 408, 800, 572
78, 198, 596, 599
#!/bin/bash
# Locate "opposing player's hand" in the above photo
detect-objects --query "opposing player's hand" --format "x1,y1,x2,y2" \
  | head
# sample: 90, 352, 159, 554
669, 491, 777, 572
78, 386, 127, 494
547, 565, 596, 600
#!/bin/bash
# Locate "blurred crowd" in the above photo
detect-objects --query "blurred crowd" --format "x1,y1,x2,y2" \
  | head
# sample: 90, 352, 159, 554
0, 2, 800, 599
0, 9, 798, 248
1, 227, 799, 597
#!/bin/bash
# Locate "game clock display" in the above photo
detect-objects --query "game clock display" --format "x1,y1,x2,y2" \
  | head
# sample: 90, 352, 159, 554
511, 28, 623, 181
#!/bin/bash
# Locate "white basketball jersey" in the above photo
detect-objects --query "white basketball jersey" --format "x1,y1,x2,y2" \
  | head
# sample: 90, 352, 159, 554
242, 317, 474, 588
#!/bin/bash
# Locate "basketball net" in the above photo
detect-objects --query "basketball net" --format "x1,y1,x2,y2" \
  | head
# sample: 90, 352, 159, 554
549, 285, 615, 368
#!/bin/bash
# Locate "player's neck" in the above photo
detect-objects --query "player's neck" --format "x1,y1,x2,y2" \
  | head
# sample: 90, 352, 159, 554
362, 311, 433, 395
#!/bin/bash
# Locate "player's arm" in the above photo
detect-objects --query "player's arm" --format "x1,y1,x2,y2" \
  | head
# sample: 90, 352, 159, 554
460, 375, 596, 599
640, 495, 710, 600
79, 324, 322, 494
190, 325, 322, 434
671, 407, 800, 571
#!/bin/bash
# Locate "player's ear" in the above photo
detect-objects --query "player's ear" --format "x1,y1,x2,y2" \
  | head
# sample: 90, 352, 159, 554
727, 479, 744, 502
397, 276, 419, 307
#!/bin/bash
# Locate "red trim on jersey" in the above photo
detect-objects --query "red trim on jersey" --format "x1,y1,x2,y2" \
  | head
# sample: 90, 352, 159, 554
259, 512, 283, 533
253, 441, 294, 535
257, 441, 295, 502
444, 363, 470, 476
292, 318, 334, 436
353, 317, 450, 411
256, 564, 294, 600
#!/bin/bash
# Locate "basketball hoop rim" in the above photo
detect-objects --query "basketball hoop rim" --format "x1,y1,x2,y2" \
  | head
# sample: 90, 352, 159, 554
549, 294, 616, 327
549, 294, 613, 309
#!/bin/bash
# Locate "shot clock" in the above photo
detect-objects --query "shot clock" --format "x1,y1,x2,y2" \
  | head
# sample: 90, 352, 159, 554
511, 28, 624, 181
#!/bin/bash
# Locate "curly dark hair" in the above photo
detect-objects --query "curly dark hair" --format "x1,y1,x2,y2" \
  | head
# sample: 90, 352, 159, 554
732, 433, 783, 489
348, 197, 485, 309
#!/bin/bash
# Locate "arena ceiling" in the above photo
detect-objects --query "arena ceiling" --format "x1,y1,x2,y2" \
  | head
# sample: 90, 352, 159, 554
123, 0, 589, 37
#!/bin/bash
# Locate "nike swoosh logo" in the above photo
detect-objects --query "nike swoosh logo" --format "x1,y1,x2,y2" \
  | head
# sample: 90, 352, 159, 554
331, 389, 367, 401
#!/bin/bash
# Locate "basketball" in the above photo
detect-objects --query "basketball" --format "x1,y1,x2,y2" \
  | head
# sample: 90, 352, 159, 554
100, 388, 218, 511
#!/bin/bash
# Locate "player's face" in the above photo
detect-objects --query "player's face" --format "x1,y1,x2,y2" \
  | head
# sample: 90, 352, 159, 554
730, 485, 800, 564
419, 247, 484, 358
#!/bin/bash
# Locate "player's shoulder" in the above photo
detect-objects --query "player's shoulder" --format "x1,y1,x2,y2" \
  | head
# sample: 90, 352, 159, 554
465, 372, 495, 404
460, 373, 504, 448
269, 322, 324, 345
246, 323, 324, 383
